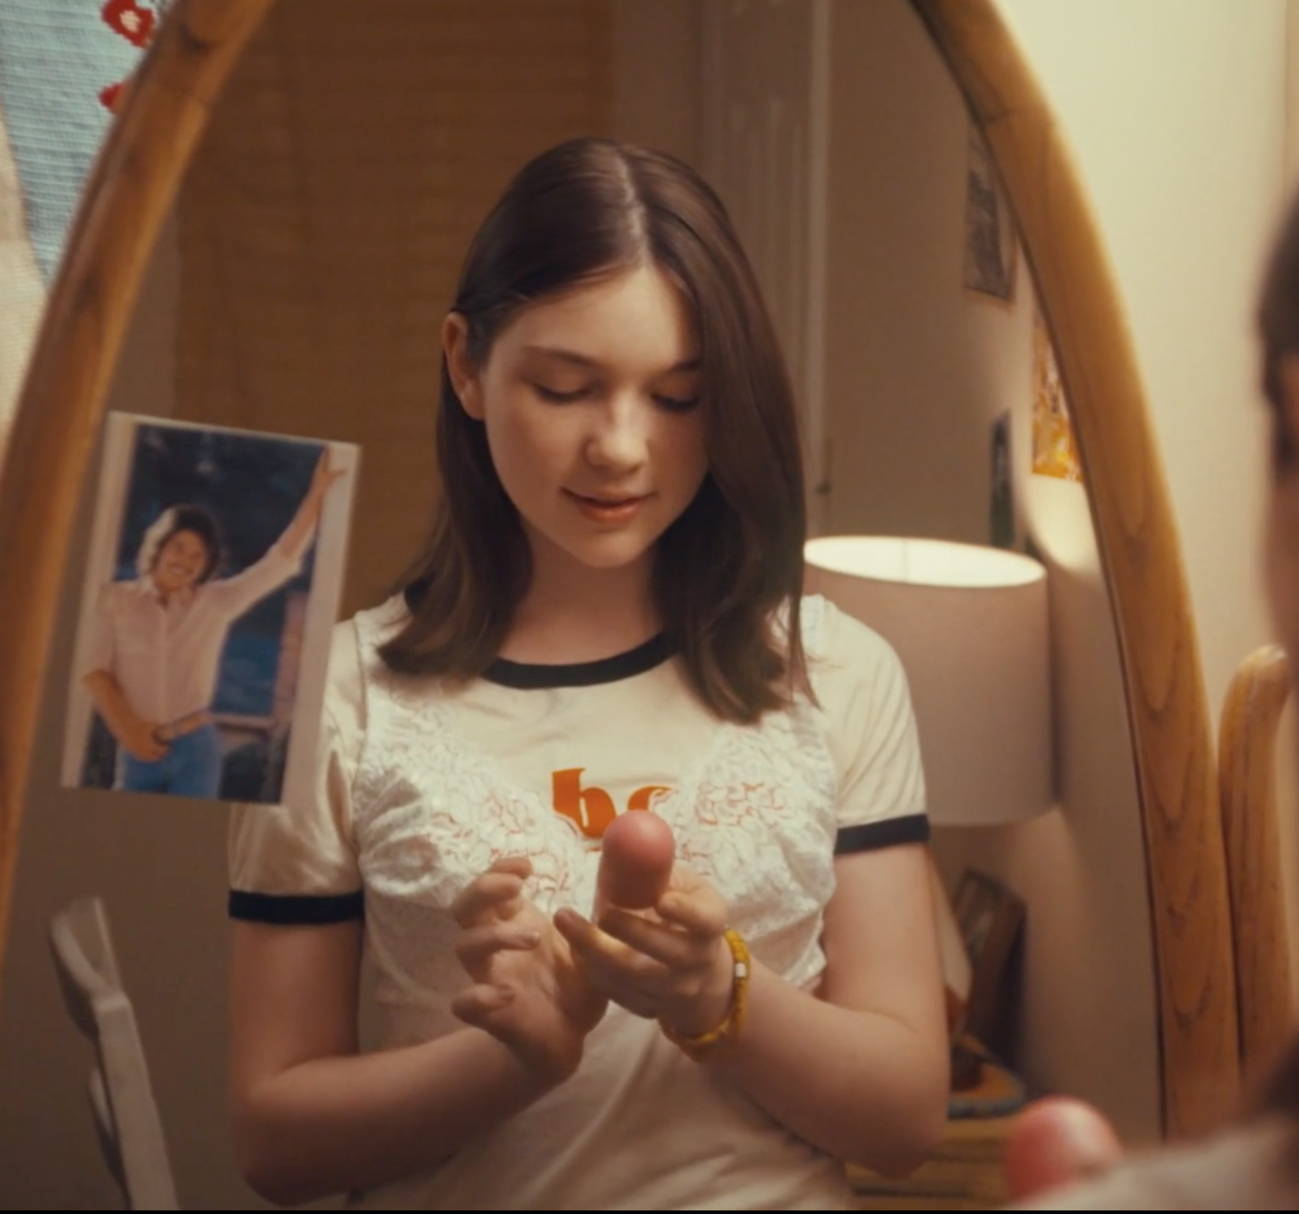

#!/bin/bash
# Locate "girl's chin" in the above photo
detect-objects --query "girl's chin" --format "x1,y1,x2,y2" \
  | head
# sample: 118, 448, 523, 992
548, 530, 657, 572
521, 514, 663, 573
565, 541, 655, 571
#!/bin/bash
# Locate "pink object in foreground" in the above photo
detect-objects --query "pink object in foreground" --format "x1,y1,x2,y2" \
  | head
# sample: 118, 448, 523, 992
1004, 1096, 1124, 1201
596, 811, 676, 911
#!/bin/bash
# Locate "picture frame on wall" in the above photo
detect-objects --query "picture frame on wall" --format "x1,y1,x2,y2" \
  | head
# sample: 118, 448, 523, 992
963, 124, 1017, 303
1031, 303, 1084, 482
61, 412, 358, 810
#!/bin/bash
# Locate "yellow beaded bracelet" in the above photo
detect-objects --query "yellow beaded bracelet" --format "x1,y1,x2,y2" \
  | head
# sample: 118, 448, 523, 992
661, 928, 751, 1061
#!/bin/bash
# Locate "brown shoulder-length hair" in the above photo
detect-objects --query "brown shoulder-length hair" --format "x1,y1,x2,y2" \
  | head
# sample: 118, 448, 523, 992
380, 136, 810, 723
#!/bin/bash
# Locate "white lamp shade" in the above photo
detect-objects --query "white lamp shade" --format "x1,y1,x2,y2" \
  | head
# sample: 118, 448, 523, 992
805, 536, 1052, 827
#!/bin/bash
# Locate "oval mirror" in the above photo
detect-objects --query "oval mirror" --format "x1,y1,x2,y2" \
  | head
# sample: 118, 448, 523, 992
0, 0, 1237, 1205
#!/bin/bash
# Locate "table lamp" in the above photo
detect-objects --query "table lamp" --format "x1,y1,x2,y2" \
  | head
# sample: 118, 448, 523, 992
804, 535, 1052, 1041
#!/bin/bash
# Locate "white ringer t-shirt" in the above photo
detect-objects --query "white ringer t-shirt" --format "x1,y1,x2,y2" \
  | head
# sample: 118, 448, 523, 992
229, 593, 928, 1210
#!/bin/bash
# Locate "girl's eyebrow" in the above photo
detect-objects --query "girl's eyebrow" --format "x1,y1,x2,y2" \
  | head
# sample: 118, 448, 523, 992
521, 344, 700, 374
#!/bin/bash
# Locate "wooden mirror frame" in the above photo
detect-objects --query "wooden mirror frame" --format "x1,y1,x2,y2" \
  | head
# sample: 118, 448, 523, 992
0, 0, 1237, 1138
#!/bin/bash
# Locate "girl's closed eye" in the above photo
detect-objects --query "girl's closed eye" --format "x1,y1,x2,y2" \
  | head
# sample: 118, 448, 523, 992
530, 381, 698, 411
654, 393, 700, 412
532, 382, 595, 403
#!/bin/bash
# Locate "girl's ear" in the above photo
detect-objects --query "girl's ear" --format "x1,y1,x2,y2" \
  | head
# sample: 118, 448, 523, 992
443, 312, 485, 420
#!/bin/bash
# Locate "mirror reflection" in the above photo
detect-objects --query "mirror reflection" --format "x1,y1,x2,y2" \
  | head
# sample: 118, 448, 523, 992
0, 0, 1158, 1208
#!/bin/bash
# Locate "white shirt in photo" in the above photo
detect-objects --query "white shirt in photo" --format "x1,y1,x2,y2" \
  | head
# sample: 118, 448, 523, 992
84, 544, 301, 724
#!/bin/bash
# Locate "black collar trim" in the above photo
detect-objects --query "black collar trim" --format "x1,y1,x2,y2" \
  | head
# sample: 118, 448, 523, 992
484, 632, 674, 689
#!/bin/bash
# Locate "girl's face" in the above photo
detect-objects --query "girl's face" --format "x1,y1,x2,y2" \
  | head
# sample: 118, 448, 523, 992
152, 529, 208, 595
446, 263, 709, 575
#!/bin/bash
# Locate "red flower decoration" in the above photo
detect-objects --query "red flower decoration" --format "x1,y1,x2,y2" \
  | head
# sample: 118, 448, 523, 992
102, 0, 156, 49
98, 81, 125, 112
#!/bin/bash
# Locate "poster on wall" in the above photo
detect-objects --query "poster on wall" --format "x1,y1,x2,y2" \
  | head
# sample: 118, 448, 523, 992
61, 412, 358, 809
963, 125, 1016, 303
1031, 306, 1084, 482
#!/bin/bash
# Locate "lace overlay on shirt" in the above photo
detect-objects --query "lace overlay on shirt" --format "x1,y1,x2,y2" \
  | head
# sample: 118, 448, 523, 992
350, 596, 840, 1043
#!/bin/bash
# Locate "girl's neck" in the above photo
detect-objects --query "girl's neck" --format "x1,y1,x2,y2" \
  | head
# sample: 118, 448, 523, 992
500, 538, 660, 665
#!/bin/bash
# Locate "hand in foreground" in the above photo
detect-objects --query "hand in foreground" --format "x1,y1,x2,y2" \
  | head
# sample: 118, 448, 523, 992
1003, 1095, 1124, 1202
554, 864, 735, 1039
450, 856, 607, 1084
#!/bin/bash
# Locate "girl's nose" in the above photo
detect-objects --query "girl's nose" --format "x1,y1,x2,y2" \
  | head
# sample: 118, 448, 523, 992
583, 396, 650, 471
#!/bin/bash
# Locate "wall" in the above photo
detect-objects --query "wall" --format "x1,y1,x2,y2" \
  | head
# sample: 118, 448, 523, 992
823, 0, 1036, 545
995, 0, 1299, 1094
819, 0, 1159, 1143
996, 0, 1286, 722
609, 0, 700, 164
824, 0, 1299, 1140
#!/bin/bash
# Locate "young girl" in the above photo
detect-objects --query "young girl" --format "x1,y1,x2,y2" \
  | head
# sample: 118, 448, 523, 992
227, 137, 947, 1210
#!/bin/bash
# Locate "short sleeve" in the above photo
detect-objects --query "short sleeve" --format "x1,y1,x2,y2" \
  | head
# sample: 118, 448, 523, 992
227, 619, 365, 924
808, 597, 929, 855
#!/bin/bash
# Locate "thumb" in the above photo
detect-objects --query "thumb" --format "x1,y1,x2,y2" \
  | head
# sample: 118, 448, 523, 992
1003, 1095, 1123, 1201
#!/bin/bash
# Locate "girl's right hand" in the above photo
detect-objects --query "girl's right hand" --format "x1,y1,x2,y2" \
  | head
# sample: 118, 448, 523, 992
450, 856, 607, 1085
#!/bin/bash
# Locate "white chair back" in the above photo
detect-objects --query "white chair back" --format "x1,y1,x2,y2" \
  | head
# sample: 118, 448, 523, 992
49, 896, 179, 1210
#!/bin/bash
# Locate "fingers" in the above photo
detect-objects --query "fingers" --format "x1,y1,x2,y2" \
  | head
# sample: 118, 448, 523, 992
554, 908, 651, 976
655, 882, 727, 941
451, 873, 524, 926
552, 906, 610, 956
451, 856, 533, 927
593, 906, 703, 970
455, 922, 542, 972
450, 983, 515, 1029
553, 908, 669, 1016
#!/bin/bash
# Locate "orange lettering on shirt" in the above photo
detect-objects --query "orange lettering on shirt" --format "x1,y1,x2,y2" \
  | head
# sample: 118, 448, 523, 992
552, 768, 617, 838
551, 772, 677, 838
627, 785, 673, 813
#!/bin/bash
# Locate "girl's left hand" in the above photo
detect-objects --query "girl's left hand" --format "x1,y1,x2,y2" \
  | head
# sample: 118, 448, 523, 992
553, 865, 736, 1038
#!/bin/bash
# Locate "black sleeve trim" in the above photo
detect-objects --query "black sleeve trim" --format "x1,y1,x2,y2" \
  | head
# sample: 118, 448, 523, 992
834, 813, 930, 855
228, 890, 364, 924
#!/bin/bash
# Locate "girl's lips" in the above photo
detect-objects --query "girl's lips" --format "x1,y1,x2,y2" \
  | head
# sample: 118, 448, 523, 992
566, 489, 650, 524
